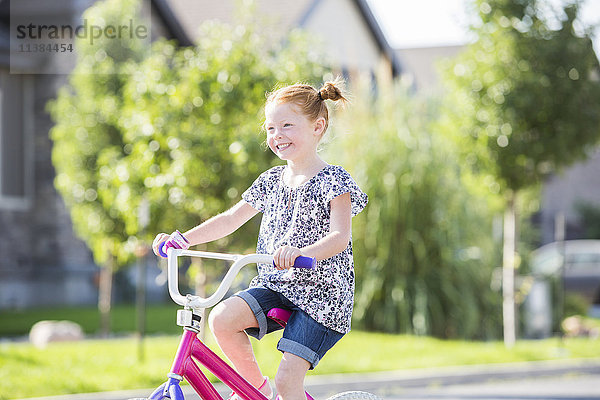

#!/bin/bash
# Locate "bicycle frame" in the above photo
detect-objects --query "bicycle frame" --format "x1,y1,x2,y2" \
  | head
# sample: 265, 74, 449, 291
147, 328, 269, 400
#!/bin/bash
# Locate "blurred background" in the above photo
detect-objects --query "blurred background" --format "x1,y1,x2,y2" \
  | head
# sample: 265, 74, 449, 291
1, 0, 600, 397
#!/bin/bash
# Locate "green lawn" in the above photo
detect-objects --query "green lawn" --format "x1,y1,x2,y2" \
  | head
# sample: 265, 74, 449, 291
1, 329, 600, 400
0, 304, 182, 337
2, 305, 600, 399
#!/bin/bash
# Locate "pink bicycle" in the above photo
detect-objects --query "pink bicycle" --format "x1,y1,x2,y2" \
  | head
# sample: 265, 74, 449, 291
130, 247, 381, 400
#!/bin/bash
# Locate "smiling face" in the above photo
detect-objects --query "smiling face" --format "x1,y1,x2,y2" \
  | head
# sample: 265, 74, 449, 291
264, 101, 325, 163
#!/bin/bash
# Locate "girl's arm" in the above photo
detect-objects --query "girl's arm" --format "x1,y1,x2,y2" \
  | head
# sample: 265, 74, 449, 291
184, 200, 259, 246
273, 192, 352, 269
152, 200, 258, 256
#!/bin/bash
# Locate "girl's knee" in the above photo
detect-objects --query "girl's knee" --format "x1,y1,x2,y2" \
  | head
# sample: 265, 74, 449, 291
208, 302, 227, 334
208, 296, 256, 335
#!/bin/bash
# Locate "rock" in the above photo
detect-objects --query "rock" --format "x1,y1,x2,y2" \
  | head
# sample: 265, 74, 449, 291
561, 315, 600, 338
29, 320, 84, 348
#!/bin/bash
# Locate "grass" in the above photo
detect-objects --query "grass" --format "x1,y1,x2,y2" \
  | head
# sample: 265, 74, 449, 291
2, 305, 600, 399
0, 304, 182, 337
2, 329, 600, 400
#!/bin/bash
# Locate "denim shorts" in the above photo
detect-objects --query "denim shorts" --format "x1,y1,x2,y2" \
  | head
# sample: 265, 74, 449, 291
235, 287, 344, 369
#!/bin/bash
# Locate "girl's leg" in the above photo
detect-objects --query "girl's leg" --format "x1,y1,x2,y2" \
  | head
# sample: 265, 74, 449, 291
274, 352, 310, 400
208, 296, 266, 389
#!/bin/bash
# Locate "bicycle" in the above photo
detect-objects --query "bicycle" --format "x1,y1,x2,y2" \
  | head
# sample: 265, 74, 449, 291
130, 246, 382, 400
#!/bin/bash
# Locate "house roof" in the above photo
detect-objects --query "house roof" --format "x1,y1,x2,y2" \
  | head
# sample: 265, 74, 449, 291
151, 0, 400, 76
352, 0, 401, 76
151, 0, 194, 46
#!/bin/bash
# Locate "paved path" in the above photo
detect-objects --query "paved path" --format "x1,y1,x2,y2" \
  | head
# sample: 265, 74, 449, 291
16, 359, 600, 400
385, 374, 599, 400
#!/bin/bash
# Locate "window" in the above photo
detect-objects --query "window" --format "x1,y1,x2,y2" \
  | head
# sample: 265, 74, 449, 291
0, 71, 33, 209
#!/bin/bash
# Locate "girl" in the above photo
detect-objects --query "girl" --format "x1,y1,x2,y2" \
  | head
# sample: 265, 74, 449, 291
152, 79, 368, 400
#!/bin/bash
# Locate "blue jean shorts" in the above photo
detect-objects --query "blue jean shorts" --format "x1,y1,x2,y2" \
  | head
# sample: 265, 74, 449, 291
235, 287, 344, 369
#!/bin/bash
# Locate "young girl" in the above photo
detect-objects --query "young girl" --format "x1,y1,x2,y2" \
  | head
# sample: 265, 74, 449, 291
152, 79, 367, 400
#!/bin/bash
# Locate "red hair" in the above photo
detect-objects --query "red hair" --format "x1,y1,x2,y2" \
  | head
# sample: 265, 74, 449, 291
266, 78, 347, 132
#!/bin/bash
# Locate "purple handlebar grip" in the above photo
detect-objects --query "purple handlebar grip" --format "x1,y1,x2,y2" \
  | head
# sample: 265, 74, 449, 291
273, 256, 316, 269
158, 241, 168, 258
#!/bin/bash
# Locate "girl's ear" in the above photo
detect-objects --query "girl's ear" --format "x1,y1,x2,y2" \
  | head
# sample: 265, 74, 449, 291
313, 117, 326, 137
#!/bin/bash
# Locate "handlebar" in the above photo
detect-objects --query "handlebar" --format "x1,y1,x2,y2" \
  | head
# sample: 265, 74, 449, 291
165, 248, 315, 309
159, 240, 315, 268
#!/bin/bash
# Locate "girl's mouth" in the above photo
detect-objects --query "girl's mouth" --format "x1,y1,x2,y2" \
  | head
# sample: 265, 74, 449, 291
277, 143, 291, 151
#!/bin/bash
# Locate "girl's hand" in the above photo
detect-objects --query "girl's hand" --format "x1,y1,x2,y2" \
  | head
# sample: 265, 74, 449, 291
152, 233, 170, 257
152, 230, 190, 257
273, 245, 304, 270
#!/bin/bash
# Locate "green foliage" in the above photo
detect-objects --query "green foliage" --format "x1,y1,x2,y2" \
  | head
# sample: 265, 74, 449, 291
47, 0, 328, 268
326, 80, 502, 339
575, 201, 600, 239
441, 0, 600, 193
563, 293, 590, 318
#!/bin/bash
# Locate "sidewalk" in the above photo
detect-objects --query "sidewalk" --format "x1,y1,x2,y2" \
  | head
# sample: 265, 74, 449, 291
16, 358, 600, 400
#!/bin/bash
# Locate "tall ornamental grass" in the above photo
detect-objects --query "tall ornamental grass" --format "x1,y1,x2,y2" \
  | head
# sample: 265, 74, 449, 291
327, 80, 503, 339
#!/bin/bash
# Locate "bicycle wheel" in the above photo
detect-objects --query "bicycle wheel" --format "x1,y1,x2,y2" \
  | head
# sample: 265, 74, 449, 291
325, 391, 382, 400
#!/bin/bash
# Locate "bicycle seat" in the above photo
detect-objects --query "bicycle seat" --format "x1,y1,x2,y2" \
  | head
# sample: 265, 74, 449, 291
267, 308, 292, 328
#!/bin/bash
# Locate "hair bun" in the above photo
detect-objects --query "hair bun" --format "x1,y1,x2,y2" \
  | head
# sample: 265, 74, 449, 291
319, 80, 346, 102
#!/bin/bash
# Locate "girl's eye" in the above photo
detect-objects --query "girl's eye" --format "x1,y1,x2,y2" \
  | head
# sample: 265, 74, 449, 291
284, 123, 292, 127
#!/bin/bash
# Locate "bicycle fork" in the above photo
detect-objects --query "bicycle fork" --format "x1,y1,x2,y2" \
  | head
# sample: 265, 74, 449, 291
147, 327, 208, 400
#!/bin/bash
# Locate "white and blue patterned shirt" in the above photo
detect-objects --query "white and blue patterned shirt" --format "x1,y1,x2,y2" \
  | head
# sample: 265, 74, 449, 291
242, 164, 368, 333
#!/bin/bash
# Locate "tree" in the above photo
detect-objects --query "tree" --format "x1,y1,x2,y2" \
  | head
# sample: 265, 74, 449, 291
327, 79, 503, 339
48, 0, 149, 336
441, 0, 600, 345
48, 0, 327, 335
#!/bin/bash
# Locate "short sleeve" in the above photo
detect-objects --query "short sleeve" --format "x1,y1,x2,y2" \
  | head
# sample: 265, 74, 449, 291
242, 166, 282, 213
242, 171, 268, 213
325, 166, 368, 217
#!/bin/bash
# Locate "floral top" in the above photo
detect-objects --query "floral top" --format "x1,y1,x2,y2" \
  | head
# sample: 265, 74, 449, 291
242, 164, 368, 333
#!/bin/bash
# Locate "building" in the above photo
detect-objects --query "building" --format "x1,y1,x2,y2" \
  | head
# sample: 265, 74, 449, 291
157, 0, 399, 80
395, 45, 463, 93
539, 149, 600, 244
